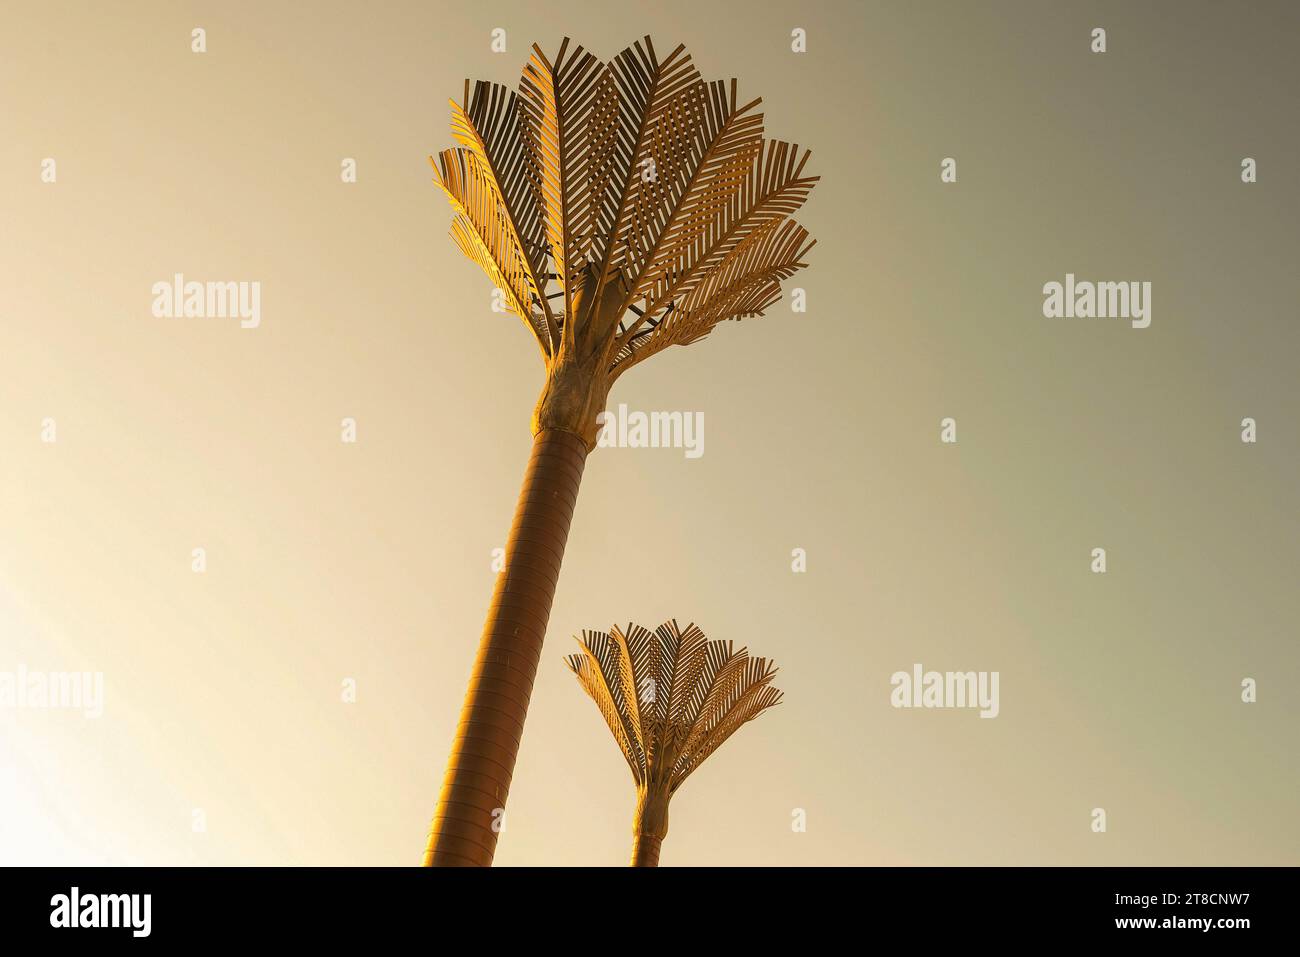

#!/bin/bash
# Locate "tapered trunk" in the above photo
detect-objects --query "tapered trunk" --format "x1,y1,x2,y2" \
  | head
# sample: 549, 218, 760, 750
629, 787, 670, 867
424, 428, 589, 866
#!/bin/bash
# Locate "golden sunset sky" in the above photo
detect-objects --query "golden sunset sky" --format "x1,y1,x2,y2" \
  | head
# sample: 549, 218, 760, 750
1, 0, 1296, 865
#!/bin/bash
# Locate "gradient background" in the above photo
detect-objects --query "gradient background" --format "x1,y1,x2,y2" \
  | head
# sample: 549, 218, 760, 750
1, 0, 1296, 866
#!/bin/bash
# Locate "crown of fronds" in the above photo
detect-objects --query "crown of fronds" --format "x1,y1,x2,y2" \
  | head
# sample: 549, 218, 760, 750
565, 620, 783, 793
431, 37, 818, 374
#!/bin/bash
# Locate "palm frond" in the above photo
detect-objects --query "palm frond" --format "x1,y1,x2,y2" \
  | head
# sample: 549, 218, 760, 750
565, 631, 642, 775
519, 40, 611, 338
598, 41, 700, 284
449, 80, 557, 346
622, 83, 764, 309
432, 149, 552, 356
620, 218, 815, 365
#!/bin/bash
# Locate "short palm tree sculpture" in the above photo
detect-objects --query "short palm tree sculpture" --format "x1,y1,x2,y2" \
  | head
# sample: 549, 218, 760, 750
565, 620, 783, 866
424, 36, 815, 866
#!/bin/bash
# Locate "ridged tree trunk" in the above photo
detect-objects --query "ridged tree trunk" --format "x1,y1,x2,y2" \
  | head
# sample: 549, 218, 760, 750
630, 833, 663, 867
629, 787, 670, 867
424, 428, 589, 866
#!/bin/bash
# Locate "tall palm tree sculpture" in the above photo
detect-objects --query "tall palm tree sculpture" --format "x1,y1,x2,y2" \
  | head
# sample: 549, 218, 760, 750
566, 620, 783, 866
424, 36, 816, 866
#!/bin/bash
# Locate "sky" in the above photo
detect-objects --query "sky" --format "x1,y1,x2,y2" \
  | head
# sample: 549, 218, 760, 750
1, 0, 1296, 866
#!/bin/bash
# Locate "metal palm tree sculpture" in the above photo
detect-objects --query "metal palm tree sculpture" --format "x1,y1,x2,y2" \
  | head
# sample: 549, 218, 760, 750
566, 620, 783, 866
424, 36, 815, 866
